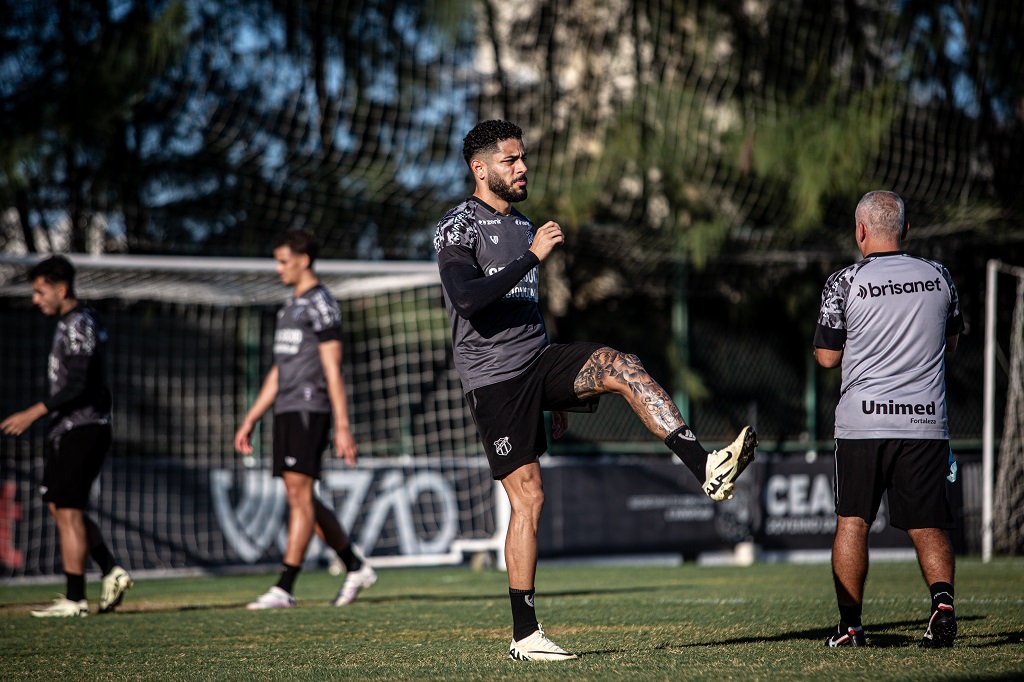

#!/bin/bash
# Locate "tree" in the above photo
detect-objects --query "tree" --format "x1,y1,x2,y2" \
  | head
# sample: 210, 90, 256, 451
0, 0, 189, 253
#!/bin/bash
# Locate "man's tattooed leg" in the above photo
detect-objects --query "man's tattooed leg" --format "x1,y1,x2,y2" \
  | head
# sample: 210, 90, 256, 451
573, 347, 684, 439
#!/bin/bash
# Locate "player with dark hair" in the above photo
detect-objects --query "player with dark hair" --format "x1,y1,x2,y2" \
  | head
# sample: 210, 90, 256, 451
434, 120, 758, 661
2, 255, 133, 617
235, 229, 377, 609
815, 190, 963, 648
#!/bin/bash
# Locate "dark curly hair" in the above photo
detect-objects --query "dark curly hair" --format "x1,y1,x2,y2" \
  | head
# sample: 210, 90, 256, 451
462, 120, 523, 166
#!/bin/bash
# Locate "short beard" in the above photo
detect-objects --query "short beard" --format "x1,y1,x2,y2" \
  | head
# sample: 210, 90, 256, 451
488, 173, 527, 204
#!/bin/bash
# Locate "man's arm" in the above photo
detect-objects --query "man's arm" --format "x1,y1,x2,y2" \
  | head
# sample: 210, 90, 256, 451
814, 347, 843, 369
438, 219, 565, 319
945, 335, 959, 353
1, 402, 48, 436
439, 254, 538, 319
1, 353, 92, 436
233, 365, 279, 454
319, 340, 357, 465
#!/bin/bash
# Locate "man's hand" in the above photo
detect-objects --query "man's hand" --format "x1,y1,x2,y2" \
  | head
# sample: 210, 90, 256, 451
334, 425, 358, 466
233, 421, 255, 454
1, 403, 47, 436
551, 410, 569, 440
529, 221, 564, 262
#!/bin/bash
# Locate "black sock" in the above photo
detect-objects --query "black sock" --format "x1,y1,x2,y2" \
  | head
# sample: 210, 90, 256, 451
929, 582, 955, 611
66, 572, 86, 602
665, 425, 707, 482
90, 543, 116, 576
509, 588, 539, 642
276, 563, 301, 594
337, 545, 363, 573
838, 603, 863, 629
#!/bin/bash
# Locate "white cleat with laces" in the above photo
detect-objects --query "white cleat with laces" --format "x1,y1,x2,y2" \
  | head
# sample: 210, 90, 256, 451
31, 596, 89, 618
704, 426, 758, 501
333, 562, 378, 606
509, 624, 578, 661
100, 565, 133, 613
246, 586, 295, 610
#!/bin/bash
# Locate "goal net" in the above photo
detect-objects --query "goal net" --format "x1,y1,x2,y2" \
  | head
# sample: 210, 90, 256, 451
0, 254, 508, 578
986, 261, 1024, 556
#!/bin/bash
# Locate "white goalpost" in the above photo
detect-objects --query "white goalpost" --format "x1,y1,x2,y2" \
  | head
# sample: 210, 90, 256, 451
0, 253, 509, 577
981, 259, 1024, 561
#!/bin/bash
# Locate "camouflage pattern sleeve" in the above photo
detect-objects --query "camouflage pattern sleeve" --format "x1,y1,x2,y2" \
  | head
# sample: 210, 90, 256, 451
307, 287, 341, 334
817, 266, 854, 332
65, 310, 101, 357
433, 202, 477, 254
939, 264, 965, 335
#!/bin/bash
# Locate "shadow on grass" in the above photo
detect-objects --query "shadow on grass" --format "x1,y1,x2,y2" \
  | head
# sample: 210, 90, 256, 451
4, 584, 661, 616
574, 615, 999, 657
366, 584, 659, 605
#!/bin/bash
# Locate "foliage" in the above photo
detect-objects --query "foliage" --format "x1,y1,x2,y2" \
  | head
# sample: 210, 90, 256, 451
0, 0, 190, 252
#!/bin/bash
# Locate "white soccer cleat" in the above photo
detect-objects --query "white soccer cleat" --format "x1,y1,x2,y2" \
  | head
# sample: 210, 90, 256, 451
246, 586, 295, 610
99, 565, 133, 613
509, 624, 578, 661
333, 563, 377, 606
704, 426, 758, 501
31, 596, 89, 618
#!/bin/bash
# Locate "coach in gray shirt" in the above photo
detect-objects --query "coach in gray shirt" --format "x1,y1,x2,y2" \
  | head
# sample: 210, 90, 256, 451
814, 190, 964, 649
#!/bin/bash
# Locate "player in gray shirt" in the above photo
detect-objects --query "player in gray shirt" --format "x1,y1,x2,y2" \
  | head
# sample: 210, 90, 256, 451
235, 229, 377, 609
436, 120, 758, 661
2, 256, 132, 617
814, 190, 964, 649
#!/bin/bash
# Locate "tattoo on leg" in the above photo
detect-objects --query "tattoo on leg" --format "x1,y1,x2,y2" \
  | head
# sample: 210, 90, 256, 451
574, 348, 684, 438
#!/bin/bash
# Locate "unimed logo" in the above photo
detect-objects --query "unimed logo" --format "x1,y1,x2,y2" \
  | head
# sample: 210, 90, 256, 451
862, 399, 936, 416
857, 277, 942, 299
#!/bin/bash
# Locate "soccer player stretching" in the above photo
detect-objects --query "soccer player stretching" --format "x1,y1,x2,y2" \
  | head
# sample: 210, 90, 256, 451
235, 229, 376, 609
2, 256, 132, 617
434, 120, 758, 660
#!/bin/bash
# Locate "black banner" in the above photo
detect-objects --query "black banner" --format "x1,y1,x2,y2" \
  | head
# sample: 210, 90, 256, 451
537, 455, 929, 557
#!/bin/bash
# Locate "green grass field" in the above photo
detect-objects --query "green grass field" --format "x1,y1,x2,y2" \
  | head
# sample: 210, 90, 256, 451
1, 558, 1022, 680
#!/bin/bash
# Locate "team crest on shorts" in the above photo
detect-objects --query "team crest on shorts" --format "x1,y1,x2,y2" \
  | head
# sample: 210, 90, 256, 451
494, 436, 511, 457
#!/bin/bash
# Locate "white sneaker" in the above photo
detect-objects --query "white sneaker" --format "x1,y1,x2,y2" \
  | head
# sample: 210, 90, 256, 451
100, 566, 133, 613
246, 586, 295, 610
31, 597, 89, 618
333, 562, 377, 606
509, 624, 578, 661
704, 426, 758, 501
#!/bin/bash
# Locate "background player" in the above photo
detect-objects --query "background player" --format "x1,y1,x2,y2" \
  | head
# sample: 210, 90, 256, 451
234, 229, 376, 609
434, 120, 758, 661
2, 256, 133, 617
814, 190, 963, 648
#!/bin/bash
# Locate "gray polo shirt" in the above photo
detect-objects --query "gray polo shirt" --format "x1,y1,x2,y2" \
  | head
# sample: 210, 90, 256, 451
434, 197, 549, 392
814, 251, 964, 439
273, 284, 342, 414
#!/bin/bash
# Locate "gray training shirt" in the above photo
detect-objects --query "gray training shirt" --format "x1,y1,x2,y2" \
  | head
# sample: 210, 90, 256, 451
273, 284, 342, 414
43, 305, 112, 441
434, 197, 549, 393
814, 251, 964, 439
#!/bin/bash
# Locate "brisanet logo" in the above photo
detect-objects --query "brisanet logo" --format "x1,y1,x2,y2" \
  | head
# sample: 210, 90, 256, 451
857, 277, 942, 299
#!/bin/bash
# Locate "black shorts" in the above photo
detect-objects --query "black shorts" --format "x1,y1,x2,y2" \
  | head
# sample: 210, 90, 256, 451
42, 424, 112, 509
834, 438, 954, 530
272, 411, 331, 479
467, 342, 603, 479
